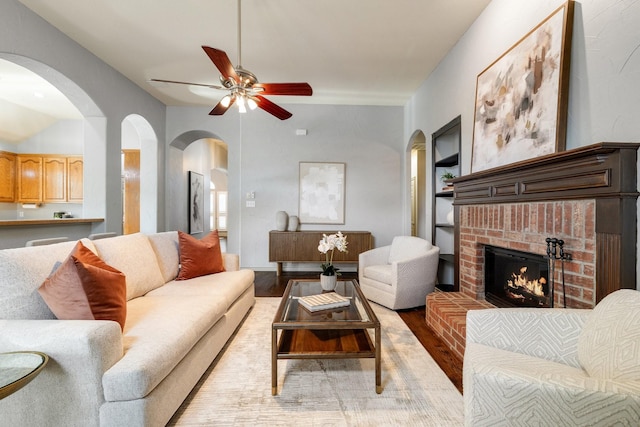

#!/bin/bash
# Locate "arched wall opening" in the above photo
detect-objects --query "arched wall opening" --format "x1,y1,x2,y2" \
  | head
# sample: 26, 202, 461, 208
122, 114, 159, 234
0, 53, 107, 230
407, 129, 428, 240
167, 130, 229, 244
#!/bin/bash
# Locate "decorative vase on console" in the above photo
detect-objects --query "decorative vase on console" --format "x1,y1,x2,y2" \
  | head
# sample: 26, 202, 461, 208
317, 231, 348, 291
275, 211, 288, 231
446, 207, 454, 225
288, 215, 299, 231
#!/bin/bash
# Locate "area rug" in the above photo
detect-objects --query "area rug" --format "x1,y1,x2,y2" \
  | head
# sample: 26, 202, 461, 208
168, 298, 463, 426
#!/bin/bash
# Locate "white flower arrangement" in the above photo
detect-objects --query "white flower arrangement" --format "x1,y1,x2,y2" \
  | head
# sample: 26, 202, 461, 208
318, 231, 348, 276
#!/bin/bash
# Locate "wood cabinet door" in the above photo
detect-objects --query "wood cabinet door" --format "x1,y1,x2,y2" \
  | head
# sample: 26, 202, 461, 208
43, 157, 67, 203
0, 151, 16, 202
17, 155, 43, 203
67, 157, 83, 202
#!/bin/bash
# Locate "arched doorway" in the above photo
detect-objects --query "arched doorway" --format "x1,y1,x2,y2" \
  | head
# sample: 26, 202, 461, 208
167, 131, 229, 242
408, 130, 427, 239
121, 114, 158, 234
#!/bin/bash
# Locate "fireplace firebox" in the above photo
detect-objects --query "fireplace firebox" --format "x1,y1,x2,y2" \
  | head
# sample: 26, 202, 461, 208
485, 245, 550, 308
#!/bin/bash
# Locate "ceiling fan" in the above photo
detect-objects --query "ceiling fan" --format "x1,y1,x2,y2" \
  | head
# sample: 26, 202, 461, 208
150, 0, 312, 120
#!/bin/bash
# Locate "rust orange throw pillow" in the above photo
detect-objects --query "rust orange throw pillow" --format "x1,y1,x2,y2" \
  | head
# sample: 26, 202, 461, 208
38, 241, 127, 330
176, 230, 225, 280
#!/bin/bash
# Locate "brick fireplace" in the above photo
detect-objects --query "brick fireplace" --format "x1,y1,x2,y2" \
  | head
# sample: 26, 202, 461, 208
459, 199, 595, 308
426, 142, 639, 360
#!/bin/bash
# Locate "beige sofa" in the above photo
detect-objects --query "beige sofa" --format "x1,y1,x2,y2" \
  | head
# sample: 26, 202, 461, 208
0, 231, 255, 426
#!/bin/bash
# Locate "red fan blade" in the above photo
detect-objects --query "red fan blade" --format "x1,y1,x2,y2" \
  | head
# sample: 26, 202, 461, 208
254, 95, 292, 120
209, 96, 235, 116
202, 46, 238, 81
253, 82, 312, 96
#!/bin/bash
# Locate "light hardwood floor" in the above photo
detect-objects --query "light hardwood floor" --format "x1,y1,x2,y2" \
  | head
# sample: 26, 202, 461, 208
254, 271, 463, 393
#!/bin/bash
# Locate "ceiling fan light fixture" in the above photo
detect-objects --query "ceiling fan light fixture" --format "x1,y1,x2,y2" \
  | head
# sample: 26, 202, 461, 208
151, 0, 311, 120
236, 95, 247, 113
220, 94, 232, 108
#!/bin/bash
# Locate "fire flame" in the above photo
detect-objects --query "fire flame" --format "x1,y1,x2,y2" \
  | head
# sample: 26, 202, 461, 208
507, 266, 547, 297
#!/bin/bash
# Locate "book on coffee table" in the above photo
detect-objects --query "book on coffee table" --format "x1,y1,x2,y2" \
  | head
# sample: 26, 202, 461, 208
298, 292, 350, 312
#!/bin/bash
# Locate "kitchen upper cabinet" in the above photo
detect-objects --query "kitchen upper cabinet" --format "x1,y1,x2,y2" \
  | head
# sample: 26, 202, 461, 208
43, 156, 67, 203
17, 155, 43, 203
67, 157, 83, 202
0, 151, 16, 202
13, 154, 83, 204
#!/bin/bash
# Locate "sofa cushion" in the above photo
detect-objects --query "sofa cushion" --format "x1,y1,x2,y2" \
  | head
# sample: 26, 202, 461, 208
147, 269, 254, 308
0, 239, 97, 320
92, 233, 165, 300
38, 241, 127, 329
102, 294, 228, 401
388, 236, 431, 263
147, 231, 180, 283
176, 230, 225, 280
578, 289, 640, 381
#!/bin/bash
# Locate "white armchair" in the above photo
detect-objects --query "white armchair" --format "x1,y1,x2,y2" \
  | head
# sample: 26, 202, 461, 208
358, 236, 439, 310
464, 289, 640, 426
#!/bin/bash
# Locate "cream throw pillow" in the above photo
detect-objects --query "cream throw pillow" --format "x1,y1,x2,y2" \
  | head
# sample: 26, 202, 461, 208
578, 289, 640, 381
92, 233, 165, 300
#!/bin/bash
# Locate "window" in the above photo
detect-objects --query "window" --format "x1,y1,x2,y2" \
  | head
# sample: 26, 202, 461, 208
210, 181, 227, 231
217, 191, 227, 231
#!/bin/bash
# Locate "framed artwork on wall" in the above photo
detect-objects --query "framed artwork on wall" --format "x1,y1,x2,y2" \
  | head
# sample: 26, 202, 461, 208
188, 171, 204, 234
299, 162, 346, 224
471, 1, 574, 173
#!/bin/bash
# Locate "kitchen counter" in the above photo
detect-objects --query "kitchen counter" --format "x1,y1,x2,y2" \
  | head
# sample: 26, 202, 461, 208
0, 218, 104, 227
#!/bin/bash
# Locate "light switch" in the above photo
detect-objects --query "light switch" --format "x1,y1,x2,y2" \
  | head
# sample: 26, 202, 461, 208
246, 200, 256, 208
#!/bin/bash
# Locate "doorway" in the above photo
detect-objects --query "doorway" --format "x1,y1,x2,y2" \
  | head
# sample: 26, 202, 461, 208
409, 131, 427, 238
121, 114, 158, 235
122, 149, 140, 234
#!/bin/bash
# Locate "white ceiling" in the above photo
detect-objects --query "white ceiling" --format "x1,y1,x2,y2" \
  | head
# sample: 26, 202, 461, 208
5, 0, 491, 141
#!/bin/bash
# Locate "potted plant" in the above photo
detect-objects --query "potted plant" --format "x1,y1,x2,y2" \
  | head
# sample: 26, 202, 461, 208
440, 171, 456, 191
317, 231, 348, 290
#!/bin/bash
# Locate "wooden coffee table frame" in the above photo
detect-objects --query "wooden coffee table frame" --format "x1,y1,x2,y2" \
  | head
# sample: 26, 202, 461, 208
271, 279, 381, 395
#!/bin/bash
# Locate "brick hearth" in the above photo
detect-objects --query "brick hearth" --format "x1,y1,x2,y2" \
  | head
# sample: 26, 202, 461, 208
426, 292, 493, 360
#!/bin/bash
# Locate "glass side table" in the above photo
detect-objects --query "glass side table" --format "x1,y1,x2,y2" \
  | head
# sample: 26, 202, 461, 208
0, 351, 49, 399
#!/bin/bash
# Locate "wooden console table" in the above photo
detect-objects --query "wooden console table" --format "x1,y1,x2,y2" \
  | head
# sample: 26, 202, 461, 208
269, 231, 372, 275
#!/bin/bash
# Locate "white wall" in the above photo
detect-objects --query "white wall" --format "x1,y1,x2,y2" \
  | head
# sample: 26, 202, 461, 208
406, 0, 640, 287
167, 104, 404, 270
0, 120, 84, 154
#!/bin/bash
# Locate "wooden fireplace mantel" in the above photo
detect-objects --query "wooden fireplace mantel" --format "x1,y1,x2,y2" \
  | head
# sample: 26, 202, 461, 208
451, 142, 640, 204
450, 142, 640, 302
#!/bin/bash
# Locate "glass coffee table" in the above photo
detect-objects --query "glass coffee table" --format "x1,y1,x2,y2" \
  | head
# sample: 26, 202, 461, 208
0, 351, 49, 400
271, 279, 381, 395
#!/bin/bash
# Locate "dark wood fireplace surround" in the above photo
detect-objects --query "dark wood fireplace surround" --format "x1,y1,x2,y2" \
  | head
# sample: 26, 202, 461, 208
425, 142, 639, 360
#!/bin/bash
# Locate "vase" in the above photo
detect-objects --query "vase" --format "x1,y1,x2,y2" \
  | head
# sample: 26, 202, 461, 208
275, 211, 288, 231
320, 273, 337, 291
287, 215, 299, 231
446, 208, 454, 225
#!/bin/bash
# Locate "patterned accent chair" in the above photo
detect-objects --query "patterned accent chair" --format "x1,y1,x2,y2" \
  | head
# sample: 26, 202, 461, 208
464, 289, 640, 426
358, 236, 439, 310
